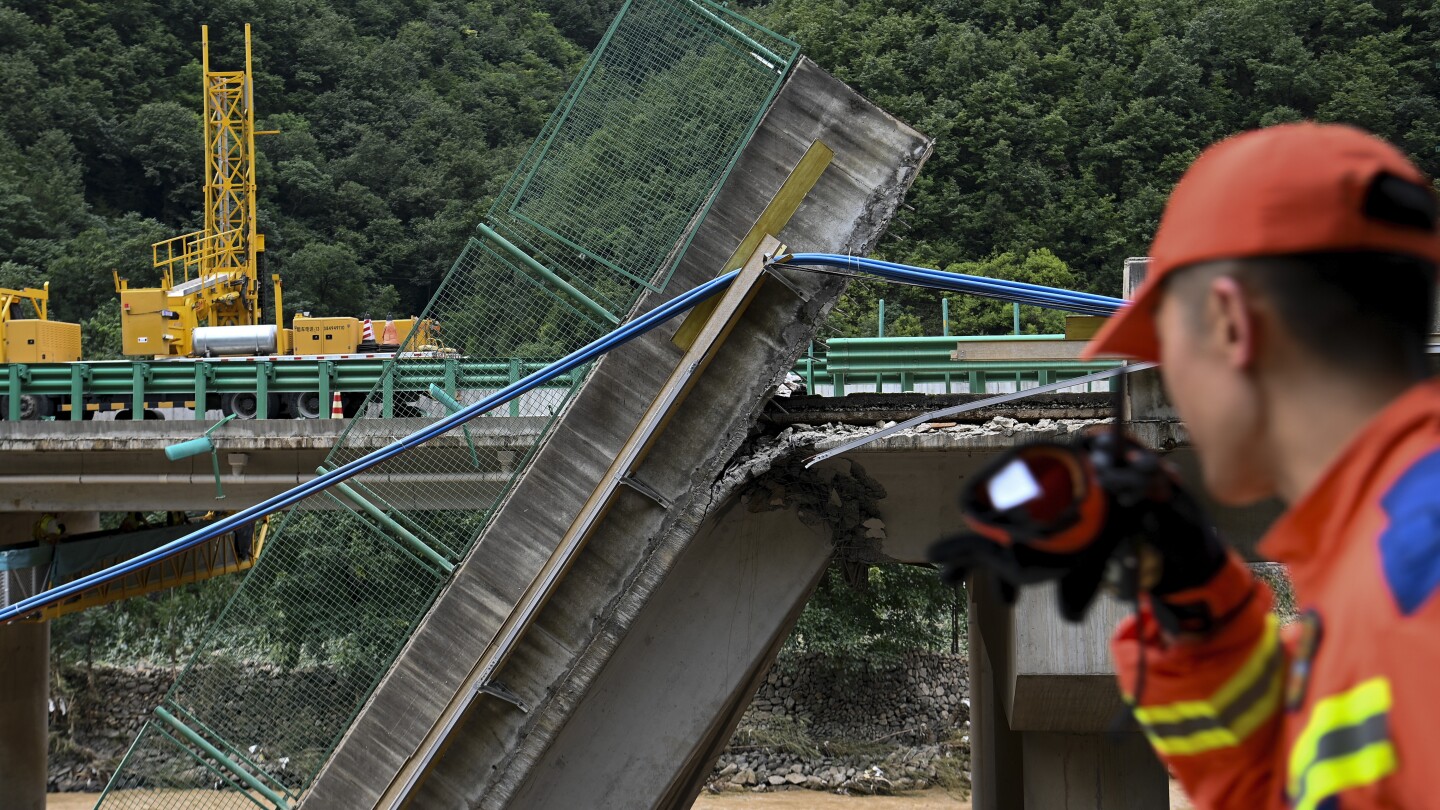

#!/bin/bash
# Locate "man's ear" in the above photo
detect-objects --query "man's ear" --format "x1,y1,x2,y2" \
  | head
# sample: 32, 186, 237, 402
1207, 275, 1256, 369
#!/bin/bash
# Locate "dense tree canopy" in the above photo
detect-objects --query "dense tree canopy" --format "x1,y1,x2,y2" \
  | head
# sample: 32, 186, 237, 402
20, 0, 1437, 662
0, 0, 587, 341
3, 0, 1437, 344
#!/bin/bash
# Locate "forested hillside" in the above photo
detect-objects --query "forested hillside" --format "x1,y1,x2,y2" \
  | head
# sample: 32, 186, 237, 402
2, 0, 1437, 350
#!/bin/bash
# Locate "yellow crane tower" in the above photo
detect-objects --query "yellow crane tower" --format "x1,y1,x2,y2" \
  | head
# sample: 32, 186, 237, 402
115, 24, 287, 357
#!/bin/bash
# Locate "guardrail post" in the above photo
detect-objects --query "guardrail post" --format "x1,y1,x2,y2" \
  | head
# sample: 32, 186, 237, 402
443, 357, 458, 396
192, 362, 208, 420
804, 342, 816, 393
968, 370, 983, 394
833, 370, 846, 397
318, 360, 333, 418
256, 362, 271, 420
69, 364, 87, 421
941, 300, 953, 392
382, 365, 395, 418
7, 365, 23, 420
130, 363, 149, 420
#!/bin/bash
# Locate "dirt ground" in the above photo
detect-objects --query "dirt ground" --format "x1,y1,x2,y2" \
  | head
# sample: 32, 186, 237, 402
691, 782, 1194, 809
45, 791, 970, 809
692, 787, 971, 808
48, 796, 100, 809
49, 783, 1192, 808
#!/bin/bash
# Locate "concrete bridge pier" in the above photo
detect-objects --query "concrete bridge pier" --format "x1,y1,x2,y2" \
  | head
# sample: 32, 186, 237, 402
0, 619, 48, 810
968, 574, 1168, 809
0, 511, 100, 810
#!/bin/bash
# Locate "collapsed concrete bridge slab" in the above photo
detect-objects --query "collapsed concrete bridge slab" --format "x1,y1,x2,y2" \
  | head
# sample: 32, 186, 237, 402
301, 58, 932, 809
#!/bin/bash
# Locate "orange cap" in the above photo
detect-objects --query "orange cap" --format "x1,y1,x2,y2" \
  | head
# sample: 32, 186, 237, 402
1085, 123, 1440, 361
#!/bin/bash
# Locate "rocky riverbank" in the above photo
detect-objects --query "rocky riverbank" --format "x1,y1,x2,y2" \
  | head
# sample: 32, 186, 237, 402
49, 649, 971, 795
704, 650, 970, 796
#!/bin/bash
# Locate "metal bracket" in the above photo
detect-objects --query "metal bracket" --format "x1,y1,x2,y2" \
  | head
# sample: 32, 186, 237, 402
618, 474, 672, 510
475, 681, 529, 713
760, 263, 806, 301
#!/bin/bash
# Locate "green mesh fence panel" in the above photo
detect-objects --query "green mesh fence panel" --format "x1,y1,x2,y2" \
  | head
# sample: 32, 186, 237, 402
490, 0, 799, 305
99, 0, 796, 806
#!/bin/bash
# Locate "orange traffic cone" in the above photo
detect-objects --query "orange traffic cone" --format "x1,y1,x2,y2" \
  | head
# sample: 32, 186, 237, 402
330, 391, 344, 419
381, 318, 399, 345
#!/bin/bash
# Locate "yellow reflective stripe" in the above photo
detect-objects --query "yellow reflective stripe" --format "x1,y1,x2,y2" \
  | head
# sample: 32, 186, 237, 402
1133, 698, 1218, 726
1132, 614, 1282, 756
1133, 614, 1280, 725
1145, 726, 1237, 757
1288, 677, 1394, 804
1228, 663, 1284, 741
1294, 741, 1397, 810
1209, 614, 1282, 707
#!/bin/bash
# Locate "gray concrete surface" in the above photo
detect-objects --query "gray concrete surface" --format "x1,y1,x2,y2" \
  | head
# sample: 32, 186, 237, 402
0, 418, 542, 511
503, 501, 833, 809
0, 620, 47, 810
302, 57, 931, 809
0, 511, 98, 809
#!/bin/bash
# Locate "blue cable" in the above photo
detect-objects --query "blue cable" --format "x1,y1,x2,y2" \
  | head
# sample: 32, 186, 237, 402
0, 270, 740, 624
783, 253, 1121, 312
855, 256, 1122, 308
0, 253, 1122, 623
780, 253, 1123, 316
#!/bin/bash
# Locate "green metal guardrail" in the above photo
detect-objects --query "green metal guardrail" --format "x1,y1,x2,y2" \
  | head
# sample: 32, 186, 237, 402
0, 358, 583, 421
0, 335, 1117, 421
796, 335, 1119, 395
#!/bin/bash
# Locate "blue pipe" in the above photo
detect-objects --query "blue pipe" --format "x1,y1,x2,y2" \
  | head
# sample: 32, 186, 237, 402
1, 255, 1120, 623
842, 255, 1122, 307
788, 253, 1123, 309
779, 253, 1123, 316
0, 271, 740, 624
840, 263, 1115, 313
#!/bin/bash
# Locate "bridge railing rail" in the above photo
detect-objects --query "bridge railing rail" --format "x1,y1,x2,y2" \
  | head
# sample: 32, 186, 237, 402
797, 334, 1120, 396
0, 335, 1120, 420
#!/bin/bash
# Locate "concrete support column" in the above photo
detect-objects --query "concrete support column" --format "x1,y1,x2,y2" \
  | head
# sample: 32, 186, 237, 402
0, 510, 99, 808
0, 620, 49, 810
1022, 732, 1167, 810
967, 572, 1169, 809
968, 577, 1023, 810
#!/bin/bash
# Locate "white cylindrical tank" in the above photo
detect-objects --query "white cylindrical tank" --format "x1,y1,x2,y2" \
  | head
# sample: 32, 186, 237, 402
192, 325, 279, 356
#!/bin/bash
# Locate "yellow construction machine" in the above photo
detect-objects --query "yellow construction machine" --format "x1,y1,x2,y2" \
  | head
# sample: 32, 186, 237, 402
114, 24, 438, 360
0, 284, 81, 364
113, 24, 287, 358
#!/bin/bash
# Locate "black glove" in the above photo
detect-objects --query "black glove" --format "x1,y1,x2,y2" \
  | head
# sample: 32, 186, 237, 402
929, 431, 1232, 631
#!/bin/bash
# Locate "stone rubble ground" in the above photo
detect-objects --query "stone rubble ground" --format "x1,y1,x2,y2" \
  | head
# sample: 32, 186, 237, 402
703, 653, 971, 797
704, 743, 969, 796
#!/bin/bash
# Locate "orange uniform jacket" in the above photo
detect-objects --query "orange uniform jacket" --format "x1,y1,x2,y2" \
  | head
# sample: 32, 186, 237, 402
1113, 379, 1440, 810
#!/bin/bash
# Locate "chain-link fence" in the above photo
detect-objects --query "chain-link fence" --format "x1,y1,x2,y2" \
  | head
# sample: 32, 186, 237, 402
98, 0, 797, 806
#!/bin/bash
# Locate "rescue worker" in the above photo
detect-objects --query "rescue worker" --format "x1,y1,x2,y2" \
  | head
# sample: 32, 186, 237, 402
1087, 124, 1440, 808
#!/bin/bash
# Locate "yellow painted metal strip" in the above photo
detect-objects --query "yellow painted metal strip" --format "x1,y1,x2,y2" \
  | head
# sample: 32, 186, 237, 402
672, 140, 834, 350
31, 519, 268, 622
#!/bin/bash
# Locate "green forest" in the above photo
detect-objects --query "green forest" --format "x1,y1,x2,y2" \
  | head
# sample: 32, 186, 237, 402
7, 0, 1439, 663
4, 0, 1438, 349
